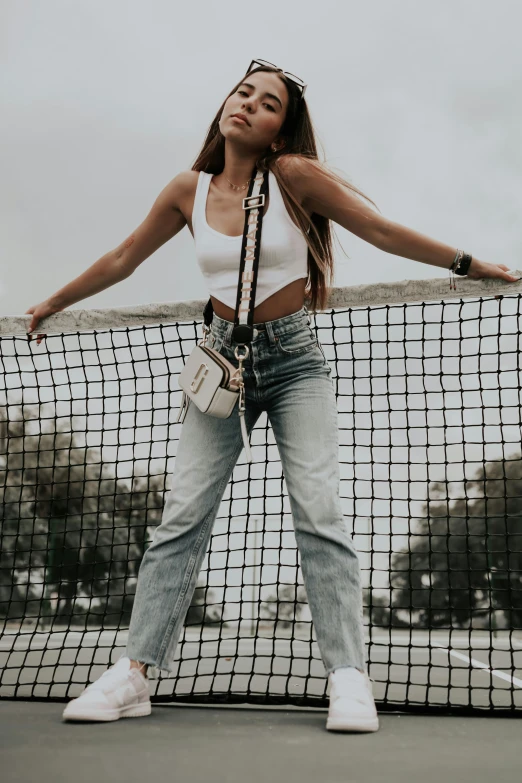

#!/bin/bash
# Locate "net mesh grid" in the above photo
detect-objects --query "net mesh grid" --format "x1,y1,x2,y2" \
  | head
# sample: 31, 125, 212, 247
1, 283, 521, 714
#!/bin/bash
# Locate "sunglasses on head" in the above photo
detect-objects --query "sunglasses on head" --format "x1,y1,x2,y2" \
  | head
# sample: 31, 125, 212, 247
246, 59, 307, 99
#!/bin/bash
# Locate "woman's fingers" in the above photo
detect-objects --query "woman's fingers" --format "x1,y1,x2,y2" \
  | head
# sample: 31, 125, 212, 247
480, 264, 522, 300
25, 301, 56, 340
468, 260, 521, 282
27, 316, 40, 338
25, 306, 37, 331
497, 264, 521, 281
27, 332, 46, 344
25, 308, 42, 336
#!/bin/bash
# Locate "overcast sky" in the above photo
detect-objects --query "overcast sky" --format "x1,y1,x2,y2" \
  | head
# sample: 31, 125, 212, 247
2, 0, 521, 317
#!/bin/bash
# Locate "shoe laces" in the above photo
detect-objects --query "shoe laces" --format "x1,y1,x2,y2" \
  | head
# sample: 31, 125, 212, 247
84, 662, 132, 693
330, 670, 373, 705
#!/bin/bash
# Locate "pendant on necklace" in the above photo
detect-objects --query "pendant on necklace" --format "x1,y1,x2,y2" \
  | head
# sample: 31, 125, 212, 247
226, 176, 250, 191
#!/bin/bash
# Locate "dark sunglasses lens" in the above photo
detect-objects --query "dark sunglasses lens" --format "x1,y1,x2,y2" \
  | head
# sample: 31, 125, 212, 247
248, 59, 274, 72
247, 60, 306, 96
247, 60, 281, 73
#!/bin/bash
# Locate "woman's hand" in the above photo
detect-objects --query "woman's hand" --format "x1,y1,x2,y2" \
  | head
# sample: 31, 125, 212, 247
25, 299, 62, 344
465, 260, 520, 301
466, 259, 521, 283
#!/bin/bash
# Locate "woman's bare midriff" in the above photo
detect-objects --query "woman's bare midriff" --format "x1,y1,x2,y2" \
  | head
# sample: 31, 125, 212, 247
210, 278, 307, 324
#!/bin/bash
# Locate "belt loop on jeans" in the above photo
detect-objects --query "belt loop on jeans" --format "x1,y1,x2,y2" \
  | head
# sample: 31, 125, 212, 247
224, 322, 234, 347
265, 321, 277, 346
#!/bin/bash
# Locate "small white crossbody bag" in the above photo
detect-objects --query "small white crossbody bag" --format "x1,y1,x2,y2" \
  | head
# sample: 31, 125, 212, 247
176, 165, 269, 463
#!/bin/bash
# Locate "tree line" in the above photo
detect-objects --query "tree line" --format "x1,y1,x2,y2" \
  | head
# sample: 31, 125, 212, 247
1, 401, 521, 632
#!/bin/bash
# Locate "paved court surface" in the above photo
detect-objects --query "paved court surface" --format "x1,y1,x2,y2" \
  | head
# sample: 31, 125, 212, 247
1, 700, 520, 783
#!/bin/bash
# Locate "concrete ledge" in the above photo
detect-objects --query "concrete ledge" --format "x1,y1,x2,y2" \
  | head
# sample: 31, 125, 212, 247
2, 274, 521, 336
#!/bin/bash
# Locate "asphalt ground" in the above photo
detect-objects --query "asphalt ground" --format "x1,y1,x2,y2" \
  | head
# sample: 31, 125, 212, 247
1, 699, 520, 783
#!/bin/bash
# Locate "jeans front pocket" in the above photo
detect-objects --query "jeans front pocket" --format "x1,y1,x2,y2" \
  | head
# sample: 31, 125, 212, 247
275, 325, 318, 356
205, 329, 224, 353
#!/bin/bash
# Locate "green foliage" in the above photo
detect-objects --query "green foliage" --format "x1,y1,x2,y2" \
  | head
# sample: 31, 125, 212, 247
0, 402, 222, 628
388, 460, 522, 629
3, 402, 521, 632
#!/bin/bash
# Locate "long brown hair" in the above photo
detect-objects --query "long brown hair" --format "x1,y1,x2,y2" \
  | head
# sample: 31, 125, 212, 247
192, 65, 380, 313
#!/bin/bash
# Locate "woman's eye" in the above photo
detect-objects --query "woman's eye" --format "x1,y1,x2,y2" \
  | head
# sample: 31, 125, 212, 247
237, 90, 275, 111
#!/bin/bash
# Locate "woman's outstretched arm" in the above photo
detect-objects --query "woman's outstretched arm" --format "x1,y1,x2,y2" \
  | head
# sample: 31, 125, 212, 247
25, 171, 193, 341
279, 155, 520, 284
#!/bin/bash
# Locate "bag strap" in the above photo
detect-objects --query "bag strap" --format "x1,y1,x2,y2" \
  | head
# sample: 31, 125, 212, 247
203, 164, 268, 345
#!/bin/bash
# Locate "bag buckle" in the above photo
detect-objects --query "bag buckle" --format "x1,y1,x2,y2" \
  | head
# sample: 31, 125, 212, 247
242, 193, 265, 211
176, 391, 189, 424
190, 363, 209, 393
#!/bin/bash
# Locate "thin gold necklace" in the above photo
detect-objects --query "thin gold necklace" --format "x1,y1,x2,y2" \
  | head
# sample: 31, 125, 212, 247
224, 175, 251, 191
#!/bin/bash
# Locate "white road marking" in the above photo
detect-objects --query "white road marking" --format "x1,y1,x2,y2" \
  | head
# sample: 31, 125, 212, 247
432, 642, 522, 688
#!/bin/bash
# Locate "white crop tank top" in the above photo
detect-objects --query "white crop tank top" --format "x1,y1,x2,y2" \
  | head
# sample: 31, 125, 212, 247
192, 170, 308, 309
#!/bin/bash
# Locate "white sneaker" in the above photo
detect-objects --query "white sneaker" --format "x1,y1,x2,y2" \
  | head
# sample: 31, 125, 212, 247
62, 656, 151, 722
326, 667, 379, 733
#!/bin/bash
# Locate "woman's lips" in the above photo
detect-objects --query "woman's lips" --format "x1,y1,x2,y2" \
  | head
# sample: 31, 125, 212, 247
231, 115, 248, 125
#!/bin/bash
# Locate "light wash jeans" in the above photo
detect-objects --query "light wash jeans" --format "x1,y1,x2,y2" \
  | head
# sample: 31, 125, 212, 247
124, 306, 365, 678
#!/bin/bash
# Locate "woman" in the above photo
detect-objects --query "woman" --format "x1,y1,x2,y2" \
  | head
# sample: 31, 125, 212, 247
27, 60, 520, 732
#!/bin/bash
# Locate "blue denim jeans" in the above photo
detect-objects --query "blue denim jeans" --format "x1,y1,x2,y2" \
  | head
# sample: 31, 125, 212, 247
124, 306, 365, 678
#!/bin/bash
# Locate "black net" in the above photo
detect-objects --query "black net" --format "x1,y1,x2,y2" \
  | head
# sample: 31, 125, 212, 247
1, 287, 521, 714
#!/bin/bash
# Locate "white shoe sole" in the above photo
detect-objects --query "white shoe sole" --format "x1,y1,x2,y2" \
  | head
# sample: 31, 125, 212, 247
326, 714, 379, 733
62, 700, 152, 722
